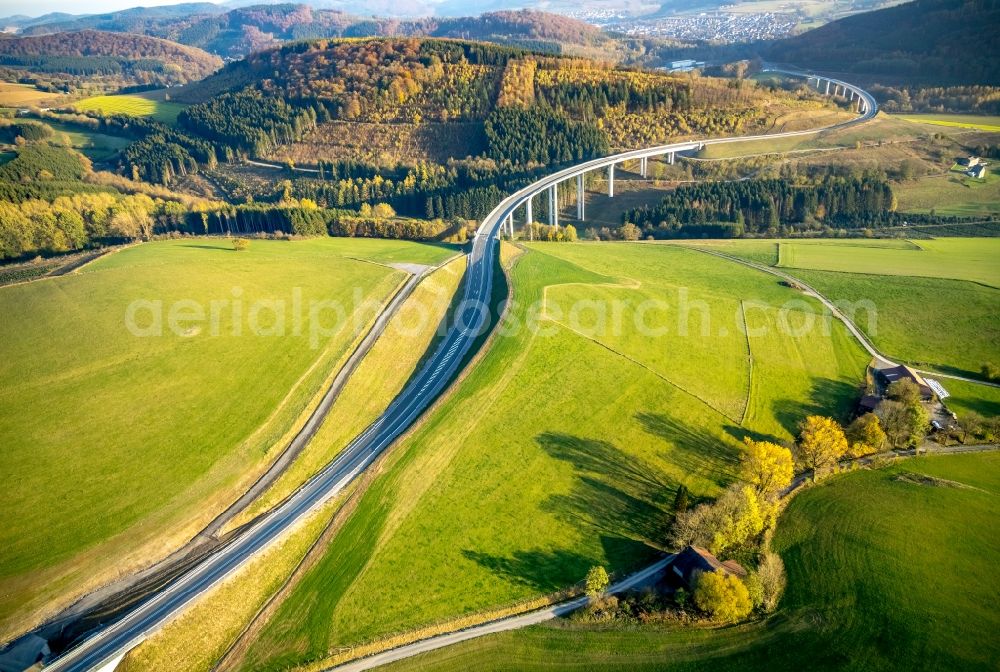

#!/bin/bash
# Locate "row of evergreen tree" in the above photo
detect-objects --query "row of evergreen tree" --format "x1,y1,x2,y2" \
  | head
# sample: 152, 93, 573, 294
625, 175, 898, 233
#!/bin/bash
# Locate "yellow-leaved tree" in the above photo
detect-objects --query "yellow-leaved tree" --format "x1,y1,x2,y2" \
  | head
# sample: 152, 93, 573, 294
795, 415, 848, 480
739, 438, 794, 498
693, 570, 752, 622
846, 412, 887, 457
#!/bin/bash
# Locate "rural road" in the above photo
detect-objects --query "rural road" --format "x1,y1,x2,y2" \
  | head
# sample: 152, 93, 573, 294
41, 69, 879, 671
330, 556, 675, 672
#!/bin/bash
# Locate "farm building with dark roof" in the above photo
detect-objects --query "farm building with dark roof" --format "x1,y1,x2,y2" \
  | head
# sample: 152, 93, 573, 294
877, 364, 933, 399
667, 545, 746, 589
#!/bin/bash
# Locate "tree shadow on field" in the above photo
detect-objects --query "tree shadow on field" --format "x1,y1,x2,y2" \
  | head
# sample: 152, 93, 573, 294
463, 434, 675, 593
461, 536, 655, 594
176, 243, 231, 251
634, 412, 738, 482
772, 377, 860, 433
535, 432, 672, 546
723, 425, 787, 446
460, 548, 595, 593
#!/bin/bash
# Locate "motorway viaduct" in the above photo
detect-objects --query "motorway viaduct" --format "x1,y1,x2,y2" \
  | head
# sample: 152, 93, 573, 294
496, 69, 875, 238
31, 69, 876, 672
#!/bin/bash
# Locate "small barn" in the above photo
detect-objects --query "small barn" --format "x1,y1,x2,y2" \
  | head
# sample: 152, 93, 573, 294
667, 546, 746, 589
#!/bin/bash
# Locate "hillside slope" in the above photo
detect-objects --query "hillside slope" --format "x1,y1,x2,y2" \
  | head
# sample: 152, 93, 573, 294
0, 30, 222, 87
124, 37, 837, 218
18, 6, 608, 59
765, 0, 1000, 86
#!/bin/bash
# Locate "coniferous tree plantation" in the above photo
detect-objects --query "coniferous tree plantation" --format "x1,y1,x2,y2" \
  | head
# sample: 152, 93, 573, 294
625, 173, 900, 237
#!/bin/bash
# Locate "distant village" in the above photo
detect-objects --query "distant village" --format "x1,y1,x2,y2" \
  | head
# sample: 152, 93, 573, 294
570, 11, 799, 43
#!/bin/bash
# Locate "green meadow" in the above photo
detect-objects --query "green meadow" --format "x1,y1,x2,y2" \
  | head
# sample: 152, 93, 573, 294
776, 238, 1000, 287
0, 237, 454, 640
943, 378, 1000, 418
42, 119, 132, 161
74, 92, 187, 125
895, 113, 1000, 132
385, 452, 1000, 672
895, 166, 1000, 217
231, 242, 869, 671
787, 269, 1000, 379
686, 236, 1000, 388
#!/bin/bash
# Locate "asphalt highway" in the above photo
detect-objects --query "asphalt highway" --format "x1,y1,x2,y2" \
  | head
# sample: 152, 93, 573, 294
44, 68, 877, 671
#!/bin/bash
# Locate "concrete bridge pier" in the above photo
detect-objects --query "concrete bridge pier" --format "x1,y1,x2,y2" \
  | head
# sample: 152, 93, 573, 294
825, 80, 831, 95
608, 164, 615, 198
549, 184, 558, 227
640, 156, 647, 178
576, 173, 585, 220
668, 151, 675, 165
525, 195, 533, 227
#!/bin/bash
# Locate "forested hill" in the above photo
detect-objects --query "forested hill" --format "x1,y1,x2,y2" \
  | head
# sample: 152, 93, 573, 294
174, 37, 792, 150
0, 31, 222, 86
764, 0, 1000, 86
17, 6, 608, 59
93, 36, 820, 210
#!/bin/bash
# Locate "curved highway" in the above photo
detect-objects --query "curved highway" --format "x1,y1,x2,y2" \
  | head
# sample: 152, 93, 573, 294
44, 69, 876, 671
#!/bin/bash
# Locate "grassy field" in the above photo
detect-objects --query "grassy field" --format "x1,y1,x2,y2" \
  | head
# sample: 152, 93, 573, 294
696, 134, 812, 159
684, 236, 1000, 386
229, 242, 868, 671
384, 451, 1000, 672
73, 92, 186, 125
942, 378, 1000, 418
41, 119, 132, 162
776, 238, 1000, 287
787, 269, 1000, 379
895, 166, 1000, 217
673, 239, 780, 266
0, 237, 455, 640
227, 255, 466, 530
896, 114, 1000, 132
0, 81, 66, 108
